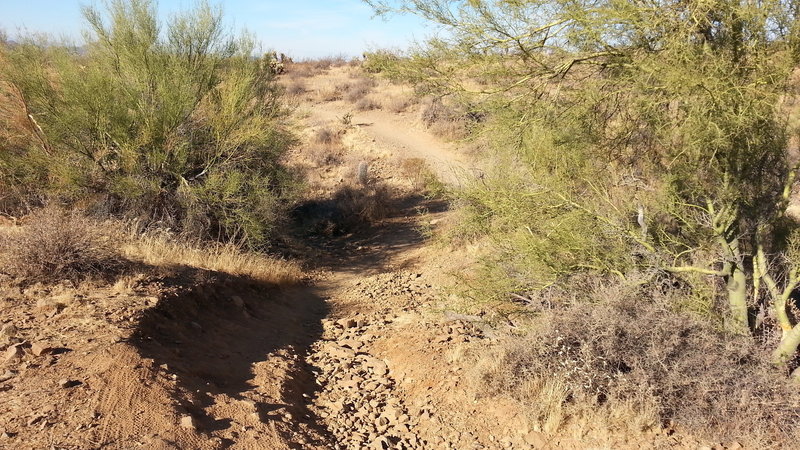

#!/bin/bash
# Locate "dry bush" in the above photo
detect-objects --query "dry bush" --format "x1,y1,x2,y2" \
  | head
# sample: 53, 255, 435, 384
307, 145, 343, 167
310, 56, 348, 70
333, 182, 392, 226
288, 63, 316, 78
420, 97, 480, 140
121, 227, 302, 286
476, 289, 800, 447
307, 126, 344, 166
0, 206, 125, 284
285, 80, 307, 96
386, 95, 412, 113
400, 157, 439, 191
313, 126, 341, 146
318, 84, 344, 102
344, 78, 377, 103
355, 97, 380, 111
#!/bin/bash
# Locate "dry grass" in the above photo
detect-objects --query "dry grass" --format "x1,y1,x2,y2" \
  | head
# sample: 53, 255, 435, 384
0, 206, 303, 287
385, 95, 413, 113
288, 57, 350, 80
287, 63, 317, 78
285, 79, 307, 97
344, 78, 377, 103
471, 284, 800, 448
355, 97, 380, 111
420, 97, 476, 140
0, 206, 126, 284
313, 126, 341, 146
122, 229, 303, 286
318, 83, 344, 102
399, 157, 439, 191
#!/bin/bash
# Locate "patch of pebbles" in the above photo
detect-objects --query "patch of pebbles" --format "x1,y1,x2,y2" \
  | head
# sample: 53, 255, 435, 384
306, 316, 431, 450
346, 271, 433, 309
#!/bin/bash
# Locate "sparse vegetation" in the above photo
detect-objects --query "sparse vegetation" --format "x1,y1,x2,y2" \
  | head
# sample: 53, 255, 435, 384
12, 0, 800, 446
0, 206, 125, 283
419, 97, 477, 140
399, 158, 443, 194
121, 225, 302, 286
344, 77, 376, 103
286, 80, 308, 97
355, 97, 380, 111
385, 95, 412, 113
477, 286, 800, 446
362, 50, 401, 75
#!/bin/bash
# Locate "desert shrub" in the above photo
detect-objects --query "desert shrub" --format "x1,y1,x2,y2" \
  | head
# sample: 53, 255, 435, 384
332, 182, 392, 227
479, 291, 800, 446
0, 0, 295, 248
355, 97, 380, 111
0, 206, 125, 283
307, 145, 343, 167
306, 126, 344, 166
344, 78, 377, 102
371, 1, 800, 361
386, 95, 412, 113
318, 84, 344, 102
399, 157, 442, 193
362, 50, 401, 74
308, 55, 348, 71
288, 63, 316, 78
419, 97, 482, 140
286, 80, 307, 96
313, 126, 341, 146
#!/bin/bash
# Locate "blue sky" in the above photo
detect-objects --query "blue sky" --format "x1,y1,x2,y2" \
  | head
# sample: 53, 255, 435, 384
0, 1, 433, 58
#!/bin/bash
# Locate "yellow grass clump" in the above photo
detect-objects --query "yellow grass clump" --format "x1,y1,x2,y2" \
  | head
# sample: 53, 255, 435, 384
122, 232, 303, 286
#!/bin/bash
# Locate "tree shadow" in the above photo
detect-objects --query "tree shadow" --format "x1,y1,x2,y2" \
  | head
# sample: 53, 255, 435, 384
292, 192, 449, 275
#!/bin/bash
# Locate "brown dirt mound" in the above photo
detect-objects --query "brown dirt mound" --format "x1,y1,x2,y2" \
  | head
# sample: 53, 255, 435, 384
0, 264, 330, 449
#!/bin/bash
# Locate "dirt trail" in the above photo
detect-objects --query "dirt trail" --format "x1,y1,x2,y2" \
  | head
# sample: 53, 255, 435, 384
270, 65, 553, 450
307, 102, 472, 186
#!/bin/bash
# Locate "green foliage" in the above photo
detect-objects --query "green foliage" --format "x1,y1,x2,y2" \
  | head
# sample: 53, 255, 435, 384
370, 1, 800, 327
362, 49, 400, 74
0, 0, 295, 248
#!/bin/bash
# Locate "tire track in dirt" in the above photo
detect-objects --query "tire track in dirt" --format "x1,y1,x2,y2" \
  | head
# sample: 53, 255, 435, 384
305, 101, 474, 186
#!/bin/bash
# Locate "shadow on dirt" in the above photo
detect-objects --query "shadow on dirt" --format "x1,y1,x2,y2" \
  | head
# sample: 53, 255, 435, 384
129, 268, 330, 446
292, 192, 449, 275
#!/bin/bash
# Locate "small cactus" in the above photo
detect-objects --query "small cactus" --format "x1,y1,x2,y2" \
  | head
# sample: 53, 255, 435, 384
357, 161, 369, 185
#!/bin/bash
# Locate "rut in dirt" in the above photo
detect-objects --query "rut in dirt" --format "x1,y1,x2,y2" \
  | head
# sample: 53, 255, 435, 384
120, 189, 449, 449
285, 192, 453, 450
127, 267, 332, 447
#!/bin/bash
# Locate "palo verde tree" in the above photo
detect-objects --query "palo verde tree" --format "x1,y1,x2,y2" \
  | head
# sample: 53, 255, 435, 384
368, 0, 800, 368
0, 0, 293, 247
